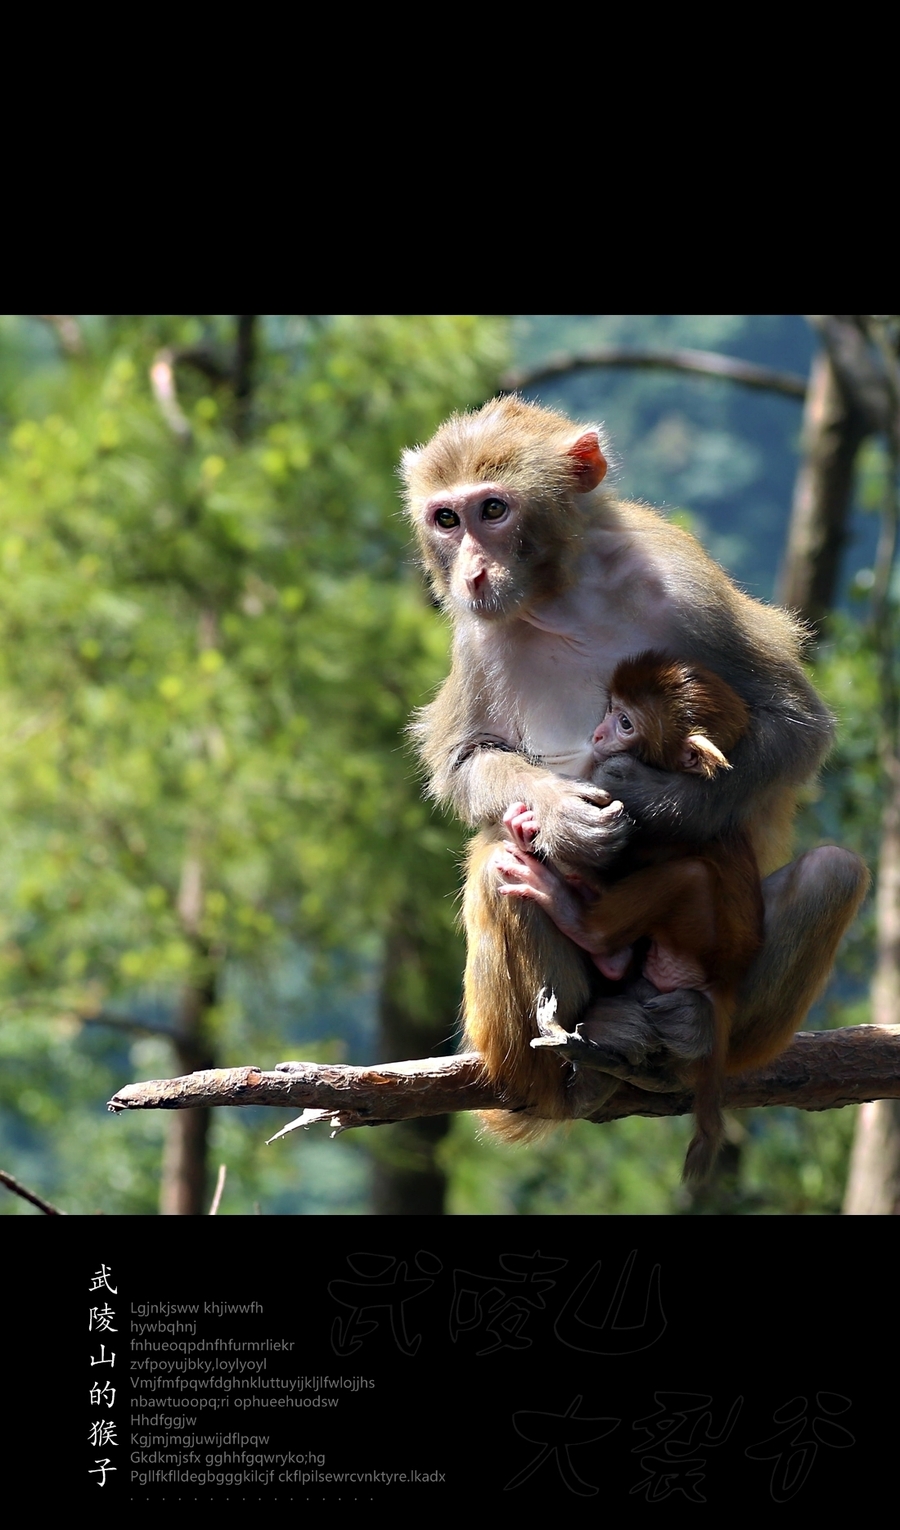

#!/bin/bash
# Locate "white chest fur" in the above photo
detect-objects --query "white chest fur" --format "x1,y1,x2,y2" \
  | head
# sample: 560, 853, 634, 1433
467, 531, 678, 778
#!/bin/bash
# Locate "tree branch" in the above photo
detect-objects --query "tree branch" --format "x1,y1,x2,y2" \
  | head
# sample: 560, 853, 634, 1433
208, 1163, 227, 1215
108, 1027, 900, 1138
501, 347, 808, 400
82, 1011, 179, 1041
0, 1168, 66, 1214
35, 314, 84, 357
109, 1054, 494, 1128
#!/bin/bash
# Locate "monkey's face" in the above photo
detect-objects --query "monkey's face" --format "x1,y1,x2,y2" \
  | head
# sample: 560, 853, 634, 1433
593, 694, 730, 778
417, 483, 533, 619
592, 698, 643, 761
402, 397, 611, 619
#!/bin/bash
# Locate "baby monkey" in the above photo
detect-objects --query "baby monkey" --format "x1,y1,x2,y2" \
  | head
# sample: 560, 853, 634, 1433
495, 650, 764, 1182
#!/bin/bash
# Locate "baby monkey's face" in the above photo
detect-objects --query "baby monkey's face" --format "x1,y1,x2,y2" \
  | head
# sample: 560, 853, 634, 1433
592, 698, 640, 760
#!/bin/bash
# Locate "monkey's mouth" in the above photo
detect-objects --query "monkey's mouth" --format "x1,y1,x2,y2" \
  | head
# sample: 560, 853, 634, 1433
461, 586, 516, 619
466, 599, 510, 621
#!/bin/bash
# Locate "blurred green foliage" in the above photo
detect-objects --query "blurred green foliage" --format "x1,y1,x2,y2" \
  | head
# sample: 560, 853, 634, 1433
0, 314, 505, 1212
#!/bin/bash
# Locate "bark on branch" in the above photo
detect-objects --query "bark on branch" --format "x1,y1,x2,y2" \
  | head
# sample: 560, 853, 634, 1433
108, 1026, 900, 1136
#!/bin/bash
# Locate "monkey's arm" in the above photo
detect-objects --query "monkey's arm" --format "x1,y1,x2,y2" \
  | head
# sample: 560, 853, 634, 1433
414, 665, 631, 860
593, 688, 834, 851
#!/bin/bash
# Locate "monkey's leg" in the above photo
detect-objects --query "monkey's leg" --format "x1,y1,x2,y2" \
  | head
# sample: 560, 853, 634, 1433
523, 850, 869, 1140
537, 981, 730, 1178
727, 845, 870, 1070
496, 843, 713, 977
579, 859, 715, 970
495, 848, 709, 1094
463, 829, 595, 1137
591, 846, 868, 1084
537, 984, 712, 1094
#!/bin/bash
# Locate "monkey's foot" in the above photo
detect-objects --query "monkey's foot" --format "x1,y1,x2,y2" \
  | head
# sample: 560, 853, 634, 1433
531, 989, 613, 1067
641, 987, 716, 1064
566, 983, 717, 1086
531, 991, 685, 1094
531, 1030, 683, 1094
528, 992, 620, 1111
566, 1067, 621, 1115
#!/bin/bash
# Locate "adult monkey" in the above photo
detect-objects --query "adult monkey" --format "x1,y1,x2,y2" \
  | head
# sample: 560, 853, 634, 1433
401, 395, 869, 1140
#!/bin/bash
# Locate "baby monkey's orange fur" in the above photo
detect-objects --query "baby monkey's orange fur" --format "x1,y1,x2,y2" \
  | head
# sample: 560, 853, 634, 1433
498, 651, 763, 1180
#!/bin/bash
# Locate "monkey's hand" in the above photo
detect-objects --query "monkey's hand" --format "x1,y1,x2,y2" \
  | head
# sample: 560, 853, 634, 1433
494, 843, 599, 950
592, 751, 734, 842
503, 802, 540, 851
525, 777, 632, 864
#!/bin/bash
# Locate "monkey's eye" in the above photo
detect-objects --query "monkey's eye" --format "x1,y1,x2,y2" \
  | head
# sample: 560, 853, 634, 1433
618, 713, 634, 734
433, 508, 459, 530
480, 497, 508, 521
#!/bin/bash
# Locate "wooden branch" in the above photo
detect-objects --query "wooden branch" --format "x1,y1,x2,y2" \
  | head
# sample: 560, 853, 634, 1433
109, 1054, 495, 1130
592, 1027, 900, 1123
108, 1027, 900, 1136
0, 1168, 66, 1215
501, 347, 808, 400
208, 1163, 227, 1215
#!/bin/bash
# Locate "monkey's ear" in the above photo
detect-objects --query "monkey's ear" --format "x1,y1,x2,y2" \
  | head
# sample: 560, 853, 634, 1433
682, 734, 731, 778
567, 430, 608, 492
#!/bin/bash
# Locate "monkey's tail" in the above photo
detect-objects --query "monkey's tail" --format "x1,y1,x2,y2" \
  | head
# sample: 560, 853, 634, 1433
461, 830, 595, 1143
476, 1107, 560, 1145
681, 998, 729, 1184
468, 972, 574, 1144
465, 958, 585, 1145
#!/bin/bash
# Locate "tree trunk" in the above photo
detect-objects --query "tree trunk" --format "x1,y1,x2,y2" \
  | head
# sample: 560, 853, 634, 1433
775, 347, 869, 631
844, 755, 900, 1214
843, 1100, 900, 1214
834, 317, 900, 1214
159, 850, 216, 1215
158, 977, 216, 1214
371, 915, 460, 1215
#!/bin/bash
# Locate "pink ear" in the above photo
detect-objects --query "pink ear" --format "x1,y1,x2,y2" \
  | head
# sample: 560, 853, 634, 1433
568, 430, 607, 492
